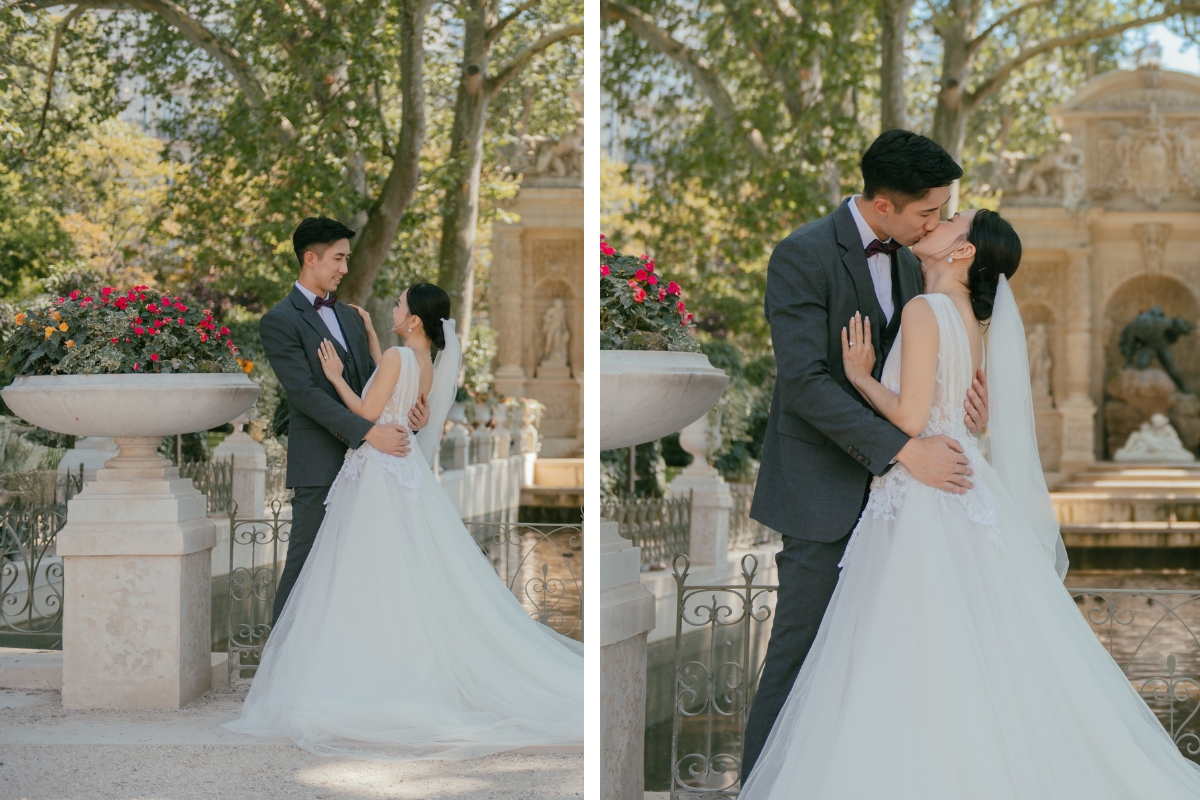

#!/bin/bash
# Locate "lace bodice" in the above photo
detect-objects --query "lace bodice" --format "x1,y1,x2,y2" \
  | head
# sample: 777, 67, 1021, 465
326, 347, 428, 503
842, 294, 1001, 565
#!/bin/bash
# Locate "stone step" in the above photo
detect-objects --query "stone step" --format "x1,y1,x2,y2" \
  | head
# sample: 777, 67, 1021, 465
1057, 480, 1200, 492
1052, 493, 1200, 524
1059, 521, 1200, 548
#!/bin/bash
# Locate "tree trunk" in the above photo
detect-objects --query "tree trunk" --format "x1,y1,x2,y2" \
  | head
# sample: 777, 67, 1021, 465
879, 0, 914, 132
436, 0, 493, 341
930, 0, 973, 215
338, 0, 431, 305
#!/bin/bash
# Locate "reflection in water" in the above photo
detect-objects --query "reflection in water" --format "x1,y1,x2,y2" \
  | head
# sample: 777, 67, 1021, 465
644, 568, 1200, 792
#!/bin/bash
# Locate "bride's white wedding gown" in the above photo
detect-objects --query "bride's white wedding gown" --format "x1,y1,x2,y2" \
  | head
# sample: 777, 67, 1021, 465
741, 292, 1200, 799
224, 346, 583, 759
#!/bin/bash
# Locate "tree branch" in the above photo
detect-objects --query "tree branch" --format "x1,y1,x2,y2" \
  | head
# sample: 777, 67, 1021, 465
601, 0, 769, 156
34, 5, 84, 147
486, 22, 582, 92
487, 0, 541, 44
18, 0, 297, 139
965, 0, 1054, 57
968, 4, 1199, 110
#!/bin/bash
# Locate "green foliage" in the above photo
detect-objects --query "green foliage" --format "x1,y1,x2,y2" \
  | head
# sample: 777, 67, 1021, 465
462, 323, 499, 400
2, 286, 240, 376
600, 236, 699, 351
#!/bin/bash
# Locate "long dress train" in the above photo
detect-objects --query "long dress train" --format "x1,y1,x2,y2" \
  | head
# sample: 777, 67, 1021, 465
224, 346, 583, 759
741, 292, 1200, 799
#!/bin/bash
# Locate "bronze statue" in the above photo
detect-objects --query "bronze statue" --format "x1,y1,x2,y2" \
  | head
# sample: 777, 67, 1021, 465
1119, 307, 1193, 391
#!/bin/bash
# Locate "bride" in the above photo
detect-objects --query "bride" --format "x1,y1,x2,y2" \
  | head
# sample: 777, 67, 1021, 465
740, 210, 1200, 798
224, 282, 583, 759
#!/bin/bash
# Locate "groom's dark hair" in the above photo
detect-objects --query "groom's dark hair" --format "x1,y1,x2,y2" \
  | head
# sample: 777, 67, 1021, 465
293, 217, 356, 269
861, 130, 962, 210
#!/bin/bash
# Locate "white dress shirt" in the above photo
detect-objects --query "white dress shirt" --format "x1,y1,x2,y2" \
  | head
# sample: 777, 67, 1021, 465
295, 281, 347, 349
847, 195, 896, 324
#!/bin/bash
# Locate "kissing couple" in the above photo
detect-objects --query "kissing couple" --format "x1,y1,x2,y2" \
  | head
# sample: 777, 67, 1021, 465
741, 130, 1200, 797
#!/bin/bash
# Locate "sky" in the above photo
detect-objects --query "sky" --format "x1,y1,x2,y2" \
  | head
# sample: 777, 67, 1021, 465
1126, 23, 1199, 73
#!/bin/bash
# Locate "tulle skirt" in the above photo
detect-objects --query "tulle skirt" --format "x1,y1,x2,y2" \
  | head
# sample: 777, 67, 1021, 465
224, 455, 583, 759
741, 456, 1200, 798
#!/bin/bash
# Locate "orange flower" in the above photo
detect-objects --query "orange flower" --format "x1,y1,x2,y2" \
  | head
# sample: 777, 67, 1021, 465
236, 357, 254, 374
44, 327, 54, 339
13, 313, 26, 325
58, 322, 68, 331
51, 311, 61, 322
65, 340, 75, 348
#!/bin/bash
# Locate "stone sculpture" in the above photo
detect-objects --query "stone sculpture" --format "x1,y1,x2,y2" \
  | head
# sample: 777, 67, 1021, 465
1012, 133, 1087, 209
1118, 306, 1192, 391
1113, 413, 1196, 462
1027, 323, 1053, 402
539, 297, 571, 371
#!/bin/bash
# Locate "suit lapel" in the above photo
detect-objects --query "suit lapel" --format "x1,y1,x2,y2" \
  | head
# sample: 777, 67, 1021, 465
333, 302, 369, 389
834, 201, 886, 355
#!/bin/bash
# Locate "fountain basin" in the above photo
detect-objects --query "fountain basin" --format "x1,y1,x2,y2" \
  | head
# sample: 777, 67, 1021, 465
600, 350, 727, 451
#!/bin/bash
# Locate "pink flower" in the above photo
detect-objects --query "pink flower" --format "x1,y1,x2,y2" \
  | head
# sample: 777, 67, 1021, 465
659, 288, 667, 301
647, 274, 658, 286
133, 362, 140, 371
633, 287, 646, 303
687, 313, 694, 323
146, 303, 158, 314
101, 287, 113, 298
678, 301, 686, 313
69, 290, 80, 300
178, 318, 185, 325
600, 243, 615, 256
134, 326, 145, 336
667, 281, 681, 296
220, 326, 229, 336
150, 353, 159, 362
601, 264, 610, 277
635, 269, 648, 281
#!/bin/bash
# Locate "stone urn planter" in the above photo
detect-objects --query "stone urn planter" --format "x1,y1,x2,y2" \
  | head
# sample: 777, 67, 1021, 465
1, 373, 258, 710
599, 350, 728, 451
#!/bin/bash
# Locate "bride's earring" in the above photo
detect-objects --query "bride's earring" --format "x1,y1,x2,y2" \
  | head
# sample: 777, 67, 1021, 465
948, 257, 954, 263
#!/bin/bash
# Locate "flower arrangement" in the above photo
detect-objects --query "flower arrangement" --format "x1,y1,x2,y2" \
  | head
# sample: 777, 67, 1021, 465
600, 235, 700, 352
2, 286, 241, 376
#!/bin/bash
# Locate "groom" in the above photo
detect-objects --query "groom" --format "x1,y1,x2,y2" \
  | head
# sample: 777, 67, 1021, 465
742, 130, 990, 778
260, 216, 429, 623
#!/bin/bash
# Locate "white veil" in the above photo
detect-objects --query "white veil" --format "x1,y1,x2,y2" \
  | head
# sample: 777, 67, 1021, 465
986, 275, 1069, 580
415, 318, 462, 467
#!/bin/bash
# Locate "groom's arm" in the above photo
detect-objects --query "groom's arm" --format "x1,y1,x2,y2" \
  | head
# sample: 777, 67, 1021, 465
259, 311, 375, 449
767, 237, 910, 476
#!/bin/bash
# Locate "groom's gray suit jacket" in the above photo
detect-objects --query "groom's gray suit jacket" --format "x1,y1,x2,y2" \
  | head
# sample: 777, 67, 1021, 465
259, 287, 376, 488
750, 199, 922, 542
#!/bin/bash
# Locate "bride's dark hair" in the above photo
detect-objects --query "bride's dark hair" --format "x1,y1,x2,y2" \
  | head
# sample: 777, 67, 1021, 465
965, 209, 1021, 321
406, 283, 451, 350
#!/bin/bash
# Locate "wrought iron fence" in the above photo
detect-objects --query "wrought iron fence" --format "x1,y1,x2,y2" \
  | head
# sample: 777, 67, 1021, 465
0, 506, 66, 649
179, 458, 233, 515
602, 492, 692, 570
726, 484, 780, 550
0, 465, 83, 510
226, 513, 584, 680
666, 557, 1200, 799
265, 454, 292, 505
466, 521, 583, 640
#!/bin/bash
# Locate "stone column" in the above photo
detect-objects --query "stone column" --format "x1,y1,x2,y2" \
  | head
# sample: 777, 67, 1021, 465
56, 437, 215, 709
1059, 247, 1097, 473
668, 414, 732, 567
493, 225, 527, 399
600, 521, 656, 800
212, 414, 267, 518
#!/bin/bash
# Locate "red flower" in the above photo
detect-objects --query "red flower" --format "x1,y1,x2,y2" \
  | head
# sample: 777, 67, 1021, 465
114, 297, 128, 310
111, 338, 118, 344
686, 312, 694, 323
659, 288, 667, 301
678, 301, 686, 313
600, 264, 610, 277
646, 261, 655, 272
69, 290, 80, 300
667, 281, 681, 296
220, 326, 229, 336
150, 353, 159, 361
134, 326, 145, 336
635, 269, 648, 281
101, 287, 113, 297
177, 318, 185, 325
601, 234, 607, 240
647, 274, 658, 286
633, 287, 647, 303
133, 363, 140, 371
600, 243, 615, 256
200, 332, 208, 342
146, 303, 158, 314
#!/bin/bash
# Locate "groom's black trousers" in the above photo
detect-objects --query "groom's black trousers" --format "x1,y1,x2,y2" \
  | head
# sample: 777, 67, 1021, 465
740, 530, 851, 783
272, 485, 330, 623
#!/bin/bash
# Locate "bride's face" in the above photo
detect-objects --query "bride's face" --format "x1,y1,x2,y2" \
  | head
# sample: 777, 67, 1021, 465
912, 209, 977, 266
393, 290, 414, 335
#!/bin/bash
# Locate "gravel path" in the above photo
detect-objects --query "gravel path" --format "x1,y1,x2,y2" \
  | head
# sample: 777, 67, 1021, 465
0, 690, 582, 800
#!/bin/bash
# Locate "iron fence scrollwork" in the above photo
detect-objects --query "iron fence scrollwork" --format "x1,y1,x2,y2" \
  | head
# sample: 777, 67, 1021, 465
0, 505, 66, 649
180, 458, 234, 516
227, 501, 291, 682
602, 493, 692, 570
727, 483, 780, 550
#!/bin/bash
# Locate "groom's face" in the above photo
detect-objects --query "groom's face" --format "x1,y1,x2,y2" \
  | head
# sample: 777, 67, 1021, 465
877, 185, 952, 247
303, 238, 351, 295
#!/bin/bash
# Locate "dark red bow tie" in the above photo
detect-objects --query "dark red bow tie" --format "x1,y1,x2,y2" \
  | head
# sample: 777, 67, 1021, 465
865, 239, 901, 258
313, 294, 337, 310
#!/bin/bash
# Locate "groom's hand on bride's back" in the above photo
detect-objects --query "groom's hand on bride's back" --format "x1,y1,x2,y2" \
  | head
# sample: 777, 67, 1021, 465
963, 368, 989, 434
408, 393, 430, 432
896, 435, 973, 493
365, 424, 412, 457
